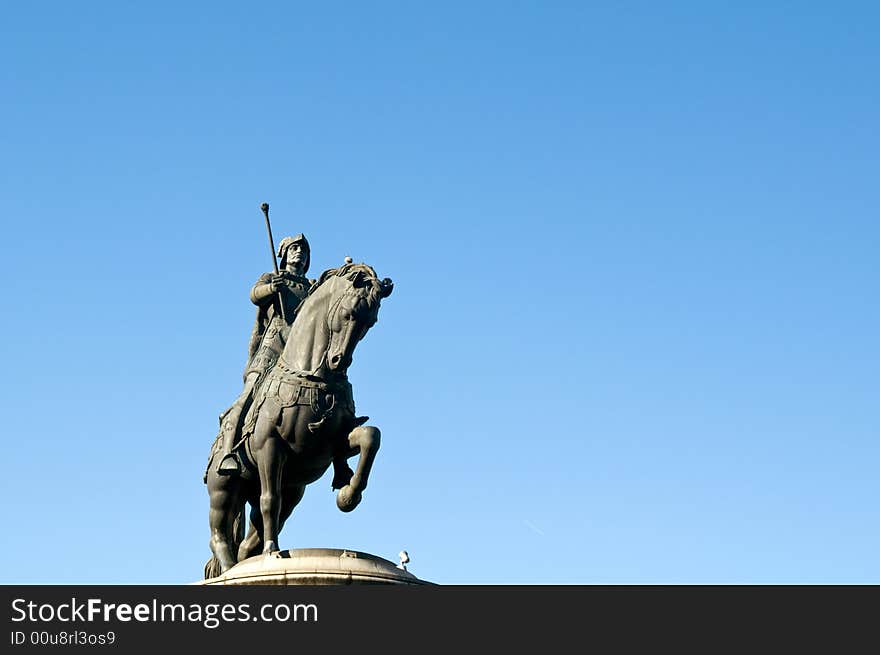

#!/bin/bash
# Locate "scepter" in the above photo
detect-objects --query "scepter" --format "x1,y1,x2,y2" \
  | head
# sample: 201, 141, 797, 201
260, 202, 286, 322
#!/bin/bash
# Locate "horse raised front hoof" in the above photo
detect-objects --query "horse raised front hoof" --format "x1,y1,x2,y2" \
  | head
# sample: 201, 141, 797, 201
336, 485, 362, 513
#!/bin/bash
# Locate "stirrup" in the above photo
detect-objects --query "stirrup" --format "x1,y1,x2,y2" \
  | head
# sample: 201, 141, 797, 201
217, 453, 241, 476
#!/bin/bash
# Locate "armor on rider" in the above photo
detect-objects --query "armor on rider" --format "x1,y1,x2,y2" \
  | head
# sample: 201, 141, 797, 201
214, 234, 313, 476
245, 234, 313, 382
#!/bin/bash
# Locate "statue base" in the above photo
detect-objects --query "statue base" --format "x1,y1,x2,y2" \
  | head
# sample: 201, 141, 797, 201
198, 548, 429, 585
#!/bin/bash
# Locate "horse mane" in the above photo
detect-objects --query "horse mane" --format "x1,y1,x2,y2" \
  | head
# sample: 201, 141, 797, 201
309, 263, 383, 308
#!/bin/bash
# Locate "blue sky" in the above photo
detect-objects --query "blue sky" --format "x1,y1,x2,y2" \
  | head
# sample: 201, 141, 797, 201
1, 2, 878, 583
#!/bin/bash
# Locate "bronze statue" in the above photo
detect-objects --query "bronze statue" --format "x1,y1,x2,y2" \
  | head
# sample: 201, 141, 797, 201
204, 205, 393, 577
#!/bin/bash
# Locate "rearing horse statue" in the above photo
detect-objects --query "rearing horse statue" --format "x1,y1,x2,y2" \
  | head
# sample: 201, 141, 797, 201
205, 263, 393, 576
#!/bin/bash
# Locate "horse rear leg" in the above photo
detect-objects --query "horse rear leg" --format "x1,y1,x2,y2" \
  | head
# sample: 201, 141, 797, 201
207, 474, 241, 574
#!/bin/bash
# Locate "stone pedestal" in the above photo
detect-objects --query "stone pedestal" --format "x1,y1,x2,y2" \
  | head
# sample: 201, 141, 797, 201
199, 548, 429, 586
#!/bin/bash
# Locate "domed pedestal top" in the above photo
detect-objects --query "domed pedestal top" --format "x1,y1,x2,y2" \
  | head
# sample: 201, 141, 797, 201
199, 548, 429, 585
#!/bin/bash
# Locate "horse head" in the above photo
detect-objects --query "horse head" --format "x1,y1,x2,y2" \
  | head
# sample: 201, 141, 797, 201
286, 263, 393, 378
326, 266, 393, 372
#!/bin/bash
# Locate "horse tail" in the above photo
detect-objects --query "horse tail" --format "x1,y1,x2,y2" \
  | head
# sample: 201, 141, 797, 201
204, 506, 246, 580
204, 556, 221, 580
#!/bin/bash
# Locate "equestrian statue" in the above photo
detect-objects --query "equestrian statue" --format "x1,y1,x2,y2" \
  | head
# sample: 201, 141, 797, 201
204, 204, 393, 578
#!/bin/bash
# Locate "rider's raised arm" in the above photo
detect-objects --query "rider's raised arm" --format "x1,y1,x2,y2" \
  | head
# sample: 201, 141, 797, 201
249, 273, 276, 306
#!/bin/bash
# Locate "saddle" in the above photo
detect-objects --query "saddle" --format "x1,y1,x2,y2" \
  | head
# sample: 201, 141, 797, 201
206, 359, 362, 485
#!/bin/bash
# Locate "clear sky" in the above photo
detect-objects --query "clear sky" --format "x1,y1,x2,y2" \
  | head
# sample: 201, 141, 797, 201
1, 2, 878, 584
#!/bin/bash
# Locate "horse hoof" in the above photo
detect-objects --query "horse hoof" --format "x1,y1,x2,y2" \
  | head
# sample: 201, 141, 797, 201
263, 541, 280, 555
336, 485, 362, 513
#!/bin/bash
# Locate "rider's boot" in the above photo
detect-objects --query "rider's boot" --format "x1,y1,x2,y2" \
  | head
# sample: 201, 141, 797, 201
217, 407, 243, 476
217, 452, 241, 476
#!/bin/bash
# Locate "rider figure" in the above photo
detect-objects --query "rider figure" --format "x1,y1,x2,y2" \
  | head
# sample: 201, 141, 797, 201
216, 234, 313, 475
